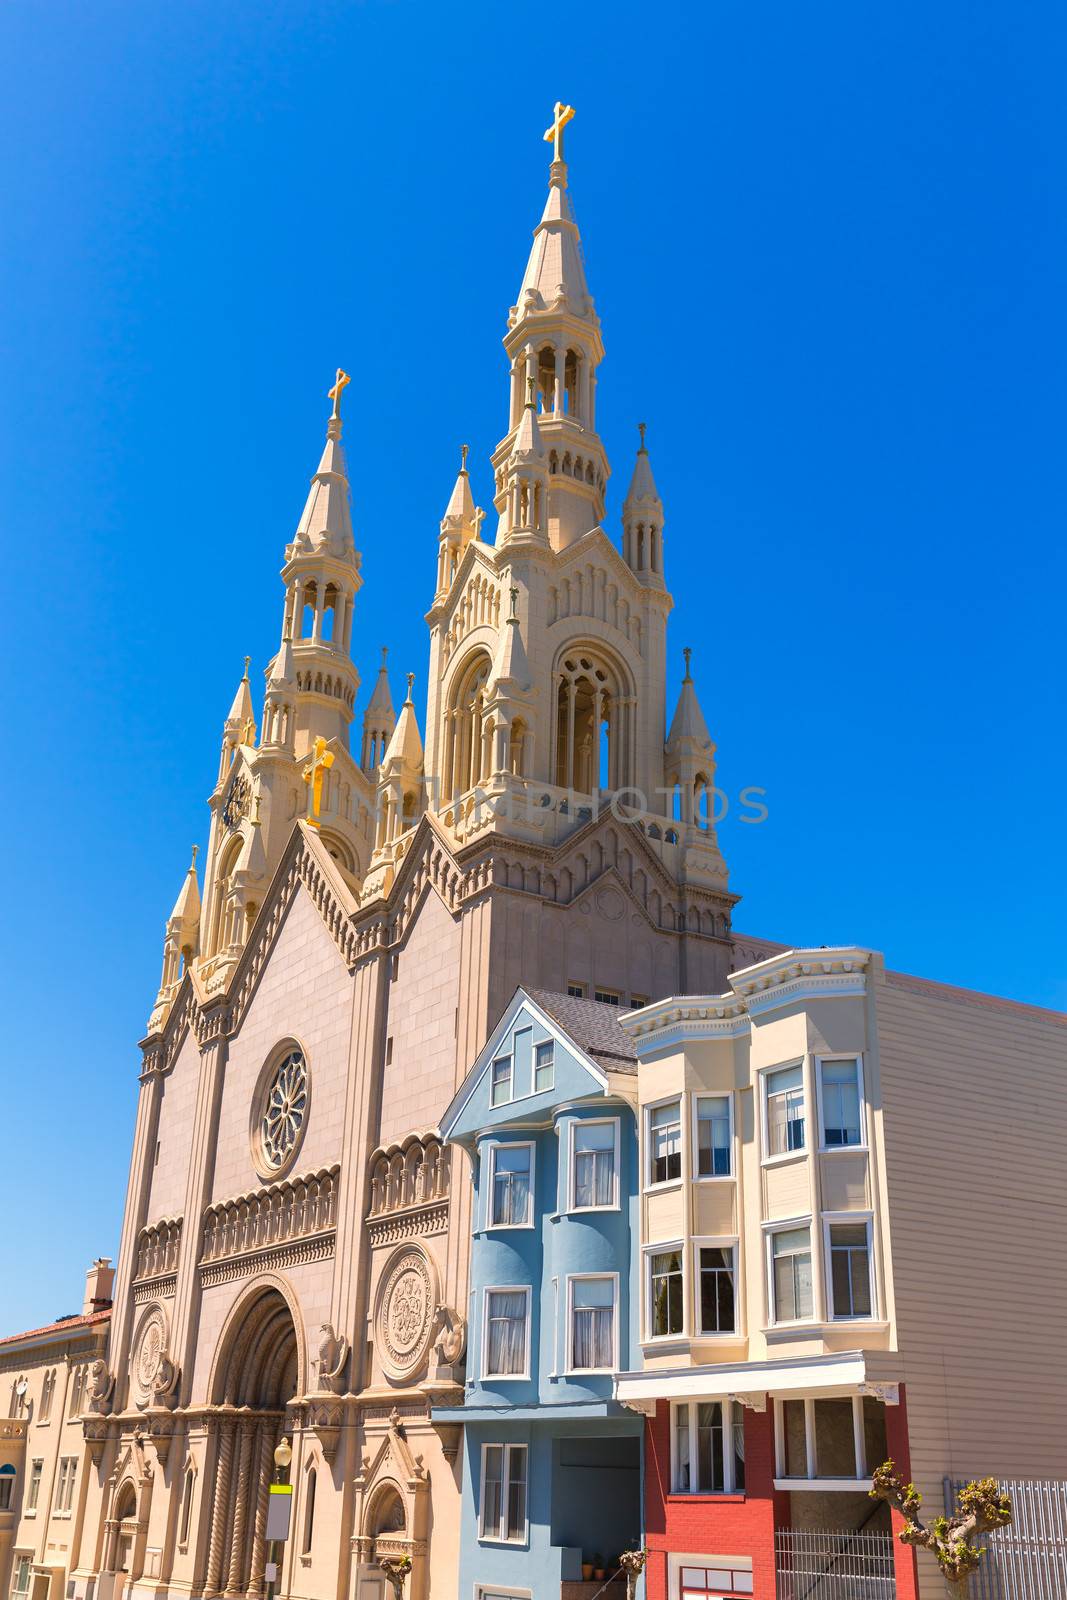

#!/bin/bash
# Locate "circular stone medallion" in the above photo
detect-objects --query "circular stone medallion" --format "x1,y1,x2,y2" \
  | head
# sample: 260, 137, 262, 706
133, 1309, 166, 1406
376, 1250, 435, 1381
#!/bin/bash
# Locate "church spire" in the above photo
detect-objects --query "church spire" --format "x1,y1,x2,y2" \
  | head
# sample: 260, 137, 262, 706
494, 105, 609, 551
275, 370, 363, 756
665, 647, 717, 828
361, 647, 396, 772
216, 657, 255, 786
148, 845, 201, 1029
623, 422, 665, 583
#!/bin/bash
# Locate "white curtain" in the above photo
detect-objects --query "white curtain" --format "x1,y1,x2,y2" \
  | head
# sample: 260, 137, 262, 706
487, 1293, 527, 1374
572, 1280, 614, 1368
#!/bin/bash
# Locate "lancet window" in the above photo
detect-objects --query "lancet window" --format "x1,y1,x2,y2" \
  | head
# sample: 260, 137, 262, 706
444, 651, 493, 800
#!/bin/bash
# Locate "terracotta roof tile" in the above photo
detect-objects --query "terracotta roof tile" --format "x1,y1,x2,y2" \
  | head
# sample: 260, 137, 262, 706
0, 1308, 111, 1349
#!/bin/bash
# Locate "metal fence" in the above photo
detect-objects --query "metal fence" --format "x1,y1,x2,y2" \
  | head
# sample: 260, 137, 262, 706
775, 1527, 896, 1599
943, 1477, 1067, 1599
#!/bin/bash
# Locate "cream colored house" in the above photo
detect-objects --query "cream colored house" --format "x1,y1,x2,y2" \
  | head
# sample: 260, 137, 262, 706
613, 947, 1067, 1600
0, 1264, 112, 1600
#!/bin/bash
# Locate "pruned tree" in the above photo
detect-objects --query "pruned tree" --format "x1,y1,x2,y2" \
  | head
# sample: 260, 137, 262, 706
619, 1548, 648, 1600
870, 1461, 1012, 1597
377, 1553, 412, 1599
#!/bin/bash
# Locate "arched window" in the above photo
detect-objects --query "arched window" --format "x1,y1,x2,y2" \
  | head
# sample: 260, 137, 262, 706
0, 1464, 15, 1511
555, 651, 628, 794
564, 349, 578, 414
445, 652, 492, 800
302, 1466, 317, 1555
301, 582, 318, 639
39, 1369, 55, 1422
208, 837, 243, 957
509, 718, 528, 777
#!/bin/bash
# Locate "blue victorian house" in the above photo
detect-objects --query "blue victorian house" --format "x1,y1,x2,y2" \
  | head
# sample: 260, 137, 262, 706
436, 987, 645, 1599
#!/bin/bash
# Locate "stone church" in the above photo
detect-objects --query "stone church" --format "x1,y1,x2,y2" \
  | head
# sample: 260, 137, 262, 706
69, 109, 764, 1600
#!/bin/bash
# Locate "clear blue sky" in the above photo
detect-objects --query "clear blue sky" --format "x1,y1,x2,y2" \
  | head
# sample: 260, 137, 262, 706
1, 0, 1063, 1332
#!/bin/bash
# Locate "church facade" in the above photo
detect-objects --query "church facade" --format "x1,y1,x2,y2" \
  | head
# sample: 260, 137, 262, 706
58, 108, 753, 1600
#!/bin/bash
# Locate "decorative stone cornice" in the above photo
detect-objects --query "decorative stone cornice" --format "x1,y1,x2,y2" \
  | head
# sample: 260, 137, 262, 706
198, 1230, 336, 1288
366, 1204, 449, 1248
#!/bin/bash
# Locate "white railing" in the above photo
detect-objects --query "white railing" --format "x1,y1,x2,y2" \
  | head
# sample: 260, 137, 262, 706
944, 1477, 1067, 1599
775, 1528, 896, 1599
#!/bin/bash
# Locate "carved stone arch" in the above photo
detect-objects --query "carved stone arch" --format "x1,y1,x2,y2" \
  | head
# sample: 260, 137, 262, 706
206, 1273, 307, 1407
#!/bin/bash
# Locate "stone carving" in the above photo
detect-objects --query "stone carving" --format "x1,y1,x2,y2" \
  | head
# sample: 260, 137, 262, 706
87, 1359, 115, 1415
315, 1324, 350, 1394
133, 1309, 180, 1410
307, 1399, 344, 1463
258, 1049, 309, 1171
376, 1249, 436, 1381
430, 1305, 466, 1367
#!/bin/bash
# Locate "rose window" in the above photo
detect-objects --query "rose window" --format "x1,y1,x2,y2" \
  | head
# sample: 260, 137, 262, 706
260, 1050, 308, 1169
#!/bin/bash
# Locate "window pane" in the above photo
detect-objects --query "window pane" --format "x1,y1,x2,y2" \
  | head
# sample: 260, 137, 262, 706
491, 1145, 531, 1226
697, 1096, 731, 1176
822, 1060, 861, 1146
505, 1446, 527, 1540
675, 1404, 691, 1491
572, 1278, 615, 1368
574, 1122, 615, 1208
698, 1246, 735, 1334
696, 1401, 724, 1491
733, 1402, 746, 1491
534, 1040, 554, 1092
485, 1292, 527, 1375
481, 1444, 503, 1537
651, 1251, 684, 1336
650, 1101, 681, 1183
490, 1057, 512, 1107
830, 1223, 871, 1318
814, 1398, 857, 1477
863, 1397, 889, 1474
773, 1230, 812, 1322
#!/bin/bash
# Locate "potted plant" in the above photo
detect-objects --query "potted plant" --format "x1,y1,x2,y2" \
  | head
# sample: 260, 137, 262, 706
592, 1552, 605, 1580
581, 1557, 594, 1581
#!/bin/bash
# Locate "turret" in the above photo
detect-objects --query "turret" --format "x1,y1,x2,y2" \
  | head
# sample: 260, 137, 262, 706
665, 648, 717, 827
373, 674, 425, 849
484, 585, 534, 777
148, 846, 201, 1029
217, 657, 255, 786
361, 648, 396, 773
623, 423, 665, 584
496, 382, 549, 546
436, 446, 485, 597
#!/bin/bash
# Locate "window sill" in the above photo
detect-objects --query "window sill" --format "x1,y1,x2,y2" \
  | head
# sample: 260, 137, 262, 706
761, 1151, 808, 1170
763, 1320, 889, 1338
565, 1204, 622, 1215
819, 1144, 869, 1156
478, 1535, 530, 1548
480, 1223, 536, 1234
693, 1175, 735, 1184
774, 1477, 874, 1493
665, 1492, 746, 1504
643, 1180, 684, 1195
641, 1336, 689, 1354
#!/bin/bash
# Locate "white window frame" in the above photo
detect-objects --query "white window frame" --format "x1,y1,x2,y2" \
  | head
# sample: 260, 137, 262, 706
760, 1061, 808, 1164
773, 1393, 877, 1488
692, 1092, 734, 1181
692, 1238, 739, 1337
54, 1455, 78, 1516
815, 1054, 868, 1152
645, 1240, 687, 1342
481, 1285, 532, 1381
667, 1553, 754, 1598
645, 1095, 684, 1190
823, 1212, 877, 1321
765, 1218, 815, 1326
11, 1554, 34, 1598
670, 1398, 746, 1495
489, 1053, 514, 1108
565, 1272, 620, 1375
475, 1586, 532, 1600
484, 1140, 536, 1231
0, 1468, 15, 1512
478, 1441, 529, 1544
26, 1457, 43, 1513
567, 1116, 621, 1212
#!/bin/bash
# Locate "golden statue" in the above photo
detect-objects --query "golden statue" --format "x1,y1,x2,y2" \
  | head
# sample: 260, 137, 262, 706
302, 736, 335, 827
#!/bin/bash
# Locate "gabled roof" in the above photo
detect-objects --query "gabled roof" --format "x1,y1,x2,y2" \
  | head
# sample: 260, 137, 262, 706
524, 988, 637, 1076
0, 1307, 111, 1350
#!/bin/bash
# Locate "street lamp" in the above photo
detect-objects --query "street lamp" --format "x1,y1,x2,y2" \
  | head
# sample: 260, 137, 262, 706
264, 1437, 293, 1600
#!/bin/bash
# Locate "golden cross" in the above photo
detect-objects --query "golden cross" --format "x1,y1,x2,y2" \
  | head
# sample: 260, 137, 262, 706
328, 369, 351, 419
544, 101, 576, 163
683, 646, 692, 680
638, 421, 647, 451
461, 443, 469, 472
302, 736, 335, 828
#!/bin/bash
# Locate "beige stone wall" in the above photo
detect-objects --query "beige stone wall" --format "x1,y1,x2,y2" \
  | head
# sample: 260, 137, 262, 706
147, 1029, 201, 1222
378, 885, 462, 1147
876, 971, 1067, 1497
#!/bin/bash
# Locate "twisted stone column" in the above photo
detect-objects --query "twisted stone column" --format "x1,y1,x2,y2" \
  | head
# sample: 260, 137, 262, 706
204, 1416, 236, 1598
246, 1420, 276, 1599
225, 1417, 257, 1595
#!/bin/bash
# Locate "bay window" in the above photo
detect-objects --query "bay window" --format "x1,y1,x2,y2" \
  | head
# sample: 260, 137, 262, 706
775, 1394, 889, 1484
483, 1288, 530, 1378
820, 1058, 863, 1147
765, 1065, 805, 1156
695, 1095, 731, 1177
672, 1399, 746, 1493
649, 1248, 684, 1338
828, 1220, 873, 1318
488, 1143, 533, 1228
479, 1442, 527, 1542
571, 1119, 618, 1209
770, 1226, 813, 1322
569, 1275, 616, 1371
649, 1100, 682, 1185
697, 1244, 736, 1334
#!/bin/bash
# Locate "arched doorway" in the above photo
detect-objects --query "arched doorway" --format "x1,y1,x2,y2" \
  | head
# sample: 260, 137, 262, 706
354, 1483, 408, 1600
200, 1285, 301, 1600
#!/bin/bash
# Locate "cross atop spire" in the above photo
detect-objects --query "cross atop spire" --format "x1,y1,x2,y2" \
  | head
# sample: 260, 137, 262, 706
638, 422, 648, 453
543, 101, 576, 164
328, 368, 351, 421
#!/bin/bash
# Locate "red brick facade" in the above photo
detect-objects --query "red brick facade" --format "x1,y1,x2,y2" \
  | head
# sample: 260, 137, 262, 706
643, 1388, 919, 1600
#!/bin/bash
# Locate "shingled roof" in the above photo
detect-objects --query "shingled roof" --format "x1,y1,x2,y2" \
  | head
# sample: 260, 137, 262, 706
525, 988, 638, 1076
